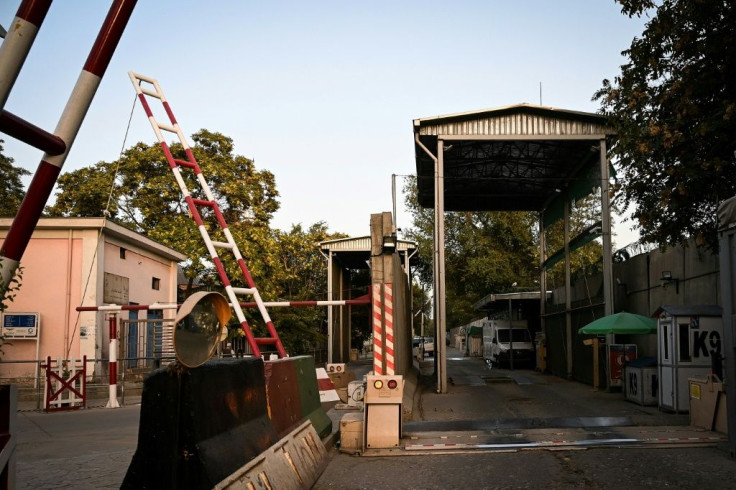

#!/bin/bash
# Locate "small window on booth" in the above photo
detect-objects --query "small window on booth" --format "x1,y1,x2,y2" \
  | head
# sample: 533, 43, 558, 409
678, 323, 691, 362
120, 247, 126, 259
152, 277, 160, 290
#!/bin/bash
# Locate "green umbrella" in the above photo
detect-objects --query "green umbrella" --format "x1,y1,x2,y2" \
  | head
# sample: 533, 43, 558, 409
578, 312, 656, 335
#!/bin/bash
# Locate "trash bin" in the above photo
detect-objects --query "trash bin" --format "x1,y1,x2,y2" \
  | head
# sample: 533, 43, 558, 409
624, 357, 658, 406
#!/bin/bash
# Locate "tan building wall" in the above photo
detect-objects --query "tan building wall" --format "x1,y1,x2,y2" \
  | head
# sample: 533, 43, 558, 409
0, 218, 184, 381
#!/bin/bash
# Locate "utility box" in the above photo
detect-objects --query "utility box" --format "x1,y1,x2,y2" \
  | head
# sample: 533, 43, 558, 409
656, 305, 723, 412
363, 374, 403, 450
347, 380, 365, 409
688, 375, 728, 433
624, 358, 658, 406
339, 412, 364, 454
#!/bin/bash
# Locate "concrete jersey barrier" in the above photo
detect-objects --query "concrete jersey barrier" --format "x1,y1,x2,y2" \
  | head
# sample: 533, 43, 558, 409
290, 356, 333, 438
121, 358, 279, 489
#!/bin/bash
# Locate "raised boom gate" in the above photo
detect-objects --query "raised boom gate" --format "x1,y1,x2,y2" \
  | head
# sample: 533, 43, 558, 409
128, 72, 285, 358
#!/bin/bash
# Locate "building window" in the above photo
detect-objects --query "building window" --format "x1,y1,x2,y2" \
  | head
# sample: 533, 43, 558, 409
120, 247, 126, 259
152, 277, 160, 290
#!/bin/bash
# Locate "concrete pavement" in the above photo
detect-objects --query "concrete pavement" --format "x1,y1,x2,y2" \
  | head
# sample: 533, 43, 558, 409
315, 346, 736, 489
10, 347, 736, 489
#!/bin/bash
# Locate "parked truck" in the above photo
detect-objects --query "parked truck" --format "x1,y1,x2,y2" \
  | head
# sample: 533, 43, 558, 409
482, 319, 534, 367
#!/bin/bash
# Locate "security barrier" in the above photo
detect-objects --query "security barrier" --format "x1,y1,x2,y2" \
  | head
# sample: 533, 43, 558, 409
122, 358, 280, 489
264, 358, 302, 437
42, 356, 86, 412
214, 419, 328, 490
291, 356, 332, 438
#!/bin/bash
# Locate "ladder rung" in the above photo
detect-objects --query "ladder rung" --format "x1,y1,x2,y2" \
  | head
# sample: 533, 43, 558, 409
140, 86, 162, 99
232, 287, 257, 296
157, 122, 177, 133
174, 158, 196, 169
191, 198, 214, 208
255, 338, 279, 345
211, 241, 234, 249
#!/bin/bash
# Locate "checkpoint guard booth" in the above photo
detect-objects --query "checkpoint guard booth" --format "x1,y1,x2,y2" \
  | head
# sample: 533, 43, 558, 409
656, 305, 723, 412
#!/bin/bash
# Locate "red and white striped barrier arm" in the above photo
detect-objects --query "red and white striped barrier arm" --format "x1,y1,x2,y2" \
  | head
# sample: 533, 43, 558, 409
0, 0, 137, 298
240, 294, 371, 308
372, 284, 383, 375
76, 294, 371, 312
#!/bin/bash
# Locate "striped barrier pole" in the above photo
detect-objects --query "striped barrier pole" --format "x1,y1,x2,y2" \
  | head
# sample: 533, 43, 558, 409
0, 0, 137, 299
384, 283, 395, 375
372, 284, 383, 374
76, 295, 370, 313
107, 314, 120, 408
0, 0, 52, 110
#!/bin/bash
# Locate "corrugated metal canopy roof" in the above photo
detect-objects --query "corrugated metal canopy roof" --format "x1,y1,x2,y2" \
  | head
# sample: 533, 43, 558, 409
414, 103, 614, 212
318, 236, 417, 270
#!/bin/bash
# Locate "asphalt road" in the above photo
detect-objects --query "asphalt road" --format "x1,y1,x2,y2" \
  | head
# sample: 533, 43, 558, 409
10, 349, 736, 489
313, 446, 736, 490
15, 405, 140, 489
314, 349, 736, 489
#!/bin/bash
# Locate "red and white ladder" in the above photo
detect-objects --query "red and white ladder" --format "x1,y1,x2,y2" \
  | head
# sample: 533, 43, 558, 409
128, 71, 286, 358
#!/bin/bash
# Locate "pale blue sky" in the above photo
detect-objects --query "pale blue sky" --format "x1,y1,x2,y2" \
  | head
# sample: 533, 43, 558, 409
1, 1, 646, 246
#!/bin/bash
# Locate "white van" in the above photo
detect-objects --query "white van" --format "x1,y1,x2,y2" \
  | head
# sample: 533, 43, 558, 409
482, 319, 534, 367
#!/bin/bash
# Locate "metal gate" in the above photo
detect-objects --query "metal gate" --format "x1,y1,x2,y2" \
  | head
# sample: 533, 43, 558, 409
120, 318, 175, 369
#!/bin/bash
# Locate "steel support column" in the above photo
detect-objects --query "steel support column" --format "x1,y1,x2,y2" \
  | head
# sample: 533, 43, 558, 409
327, 251, 334, 363
539, 213, 547, 338
564, 196, 572, 378
600, 139, 614, 317
435, 139, 447, 393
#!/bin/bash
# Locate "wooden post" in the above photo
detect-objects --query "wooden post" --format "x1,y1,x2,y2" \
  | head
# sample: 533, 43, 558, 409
583, 338, 600, 391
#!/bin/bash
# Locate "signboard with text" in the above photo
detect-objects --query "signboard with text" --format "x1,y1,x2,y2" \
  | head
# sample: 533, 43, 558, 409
1, 312, 40, 338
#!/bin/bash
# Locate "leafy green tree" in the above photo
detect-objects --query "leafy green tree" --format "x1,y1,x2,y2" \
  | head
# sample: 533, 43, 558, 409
267, 223, 347, 354
0, 140, 30, 217
594, 0, 736, 251
403, 176, 539, 329
47, 130, 281, 294
543, 195, 604, 289
49, 134, 352, 355
0, 141, 29, 314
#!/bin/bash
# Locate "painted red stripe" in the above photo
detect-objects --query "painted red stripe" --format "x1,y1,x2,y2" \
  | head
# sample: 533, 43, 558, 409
236, 259, 257, 288
16, 0, 52, 27
0, 160, 60, 260
211, 204, 229, 230
317, 378, 334, 391
162, 101, 178, 125
0, 110, 66, 155
109, 361, 117, 385
212, 258, 231, 287
184, 197, 205, 227
184, 149, 202, 174
160, 142, 180, 169
139, 93, 154, 117
83, 0, 137, 77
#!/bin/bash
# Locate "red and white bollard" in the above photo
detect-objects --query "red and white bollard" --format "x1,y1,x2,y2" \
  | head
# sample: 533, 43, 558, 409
106, 314, 120, 408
